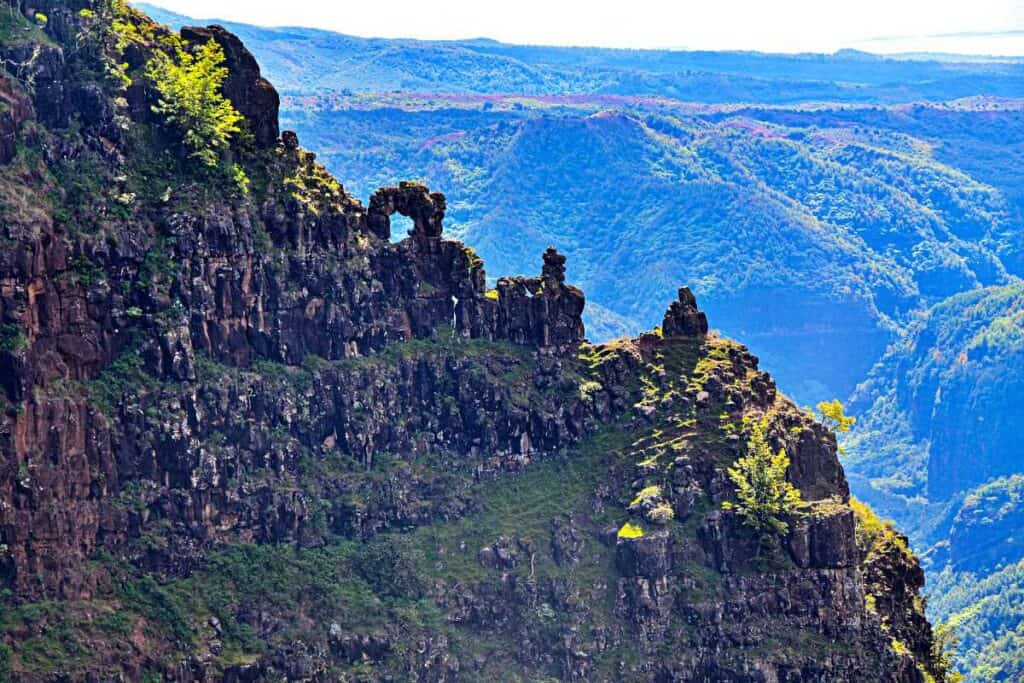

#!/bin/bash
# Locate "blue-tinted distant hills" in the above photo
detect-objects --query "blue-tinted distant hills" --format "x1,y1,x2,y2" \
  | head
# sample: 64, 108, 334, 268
136, 3, 1024, 103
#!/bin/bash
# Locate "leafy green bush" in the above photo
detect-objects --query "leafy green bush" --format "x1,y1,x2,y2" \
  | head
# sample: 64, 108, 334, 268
146, 39, 243, 167
0, 323, 26, 353
850, 497, 911, 562
816, 399, 855, 434
617, 522, 644, 539
723, 419, 805, 540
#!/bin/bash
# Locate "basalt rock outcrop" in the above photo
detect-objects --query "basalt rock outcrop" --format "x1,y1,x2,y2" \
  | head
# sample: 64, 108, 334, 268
367, 182, 447, 242
0, 3, 946, 682
662, 287, 709, 338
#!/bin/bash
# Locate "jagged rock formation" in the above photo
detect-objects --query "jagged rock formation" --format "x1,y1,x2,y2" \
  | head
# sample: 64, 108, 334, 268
0, 3, 947, 682
367, 182, 447, 241
662, 287, 709, 338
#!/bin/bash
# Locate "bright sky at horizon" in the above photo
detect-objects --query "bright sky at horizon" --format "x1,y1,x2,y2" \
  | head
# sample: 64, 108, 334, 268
137, 0, 1024, 55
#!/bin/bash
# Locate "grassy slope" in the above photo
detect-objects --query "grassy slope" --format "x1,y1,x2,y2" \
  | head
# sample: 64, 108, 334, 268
0, 335, 860, 679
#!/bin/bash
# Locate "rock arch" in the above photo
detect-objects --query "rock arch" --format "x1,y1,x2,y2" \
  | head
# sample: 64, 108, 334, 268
367, 181, 447, 242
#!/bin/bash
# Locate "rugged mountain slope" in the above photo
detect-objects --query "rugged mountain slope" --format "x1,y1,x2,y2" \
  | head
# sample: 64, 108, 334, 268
127, 7, 1024, 680
848, 284, 1024, 503
0, 2, 951, 681
138, 6, 1024, 406
843, 283, 1024, 681
275, 97, 1021, 401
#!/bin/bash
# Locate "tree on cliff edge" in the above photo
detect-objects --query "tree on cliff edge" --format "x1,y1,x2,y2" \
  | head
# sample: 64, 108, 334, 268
146, 39, 243, 167
724, 418, 805, 550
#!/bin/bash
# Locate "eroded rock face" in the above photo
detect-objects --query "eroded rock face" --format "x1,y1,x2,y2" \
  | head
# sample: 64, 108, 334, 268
488, 248, 586, 352
0, 73, 32, 163
368, 181, 447, 241
662, 287, 708, 338
0, 5, 943, 682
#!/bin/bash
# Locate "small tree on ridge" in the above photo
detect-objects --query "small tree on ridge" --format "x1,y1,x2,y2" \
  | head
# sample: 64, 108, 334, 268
147, 39, 243, 167
723, 418, 805, 550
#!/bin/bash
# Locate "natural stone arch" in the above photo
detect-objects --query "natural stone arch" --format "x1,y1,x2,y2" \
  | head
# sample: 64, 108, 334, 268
366, 181, 447, 242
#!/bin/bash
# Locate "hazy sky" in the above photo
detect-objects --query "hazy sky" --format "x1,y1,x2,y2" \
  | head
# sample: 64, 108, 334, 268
139, 0, 1024, 55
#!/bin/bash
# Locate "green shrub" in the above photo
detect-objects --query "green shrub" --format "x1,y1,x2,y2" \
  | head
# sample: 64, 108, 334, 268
0, 641, 11, 682
816, 399, 856, 433
146, 39, 243, 167
723, 418, 805, 540
850, 497, 911, 561
647, 503, 675, 524
618, 522, 644, 539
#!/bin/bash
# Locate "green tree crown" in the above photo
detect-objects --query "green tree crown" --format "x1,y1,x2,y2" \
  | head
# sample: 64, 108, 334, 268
723, 418, 805, 537
816, 398, 856, 433
146, 39, 243, 167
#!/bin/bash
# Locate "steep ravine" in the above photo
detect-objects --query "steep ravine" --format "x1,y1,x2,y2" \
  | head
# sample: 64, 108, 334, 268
0, 2, 946, 681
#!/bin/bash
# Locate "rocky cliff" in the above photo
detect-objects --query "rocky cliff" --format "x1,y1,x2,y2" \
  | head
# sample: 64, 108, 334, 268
0, 3, 947, 681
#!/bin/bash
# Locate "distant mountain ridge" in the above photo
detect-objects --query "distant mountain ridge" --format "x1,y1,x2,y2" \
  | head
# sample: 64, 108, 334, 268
132, 2, 1024, 401
275, 95, 1023, 401
135, 3, 1024, 102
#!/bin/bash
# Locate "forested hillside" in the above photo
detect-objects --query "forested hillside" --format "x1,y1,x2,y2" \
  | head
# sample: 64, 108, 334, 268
845, 284, 1024, 681
137, 3, 1024, 402
278, 98, 1023, 402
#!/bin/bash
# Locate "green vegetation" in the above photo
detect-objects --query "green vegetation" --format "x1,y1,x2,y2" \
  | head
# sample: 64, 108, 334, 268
647, 502, 675, 524
930, 624, 965, 683
930, 560, 1024, 681
0, 3, 1006, 677
849, 283, 1024, 499
816, 399, 855, 434
629, 485, 662, 509
617, 522, 644, 539
850, 497, 912, 564
84, 349, 160, 415
844, 284, 1024, 676
850, 499, 963, 682
0, 324, 26, 353
0, 427, 632, 678
269, 93, 1024, 404
0, 6, 53, 47
723, 419, 805, 541
146, 39, 243, 167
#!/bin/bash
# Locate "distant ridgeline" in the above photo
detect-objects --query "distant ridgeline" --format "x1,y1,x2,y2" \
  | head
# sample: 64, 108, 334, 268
137, 2, 1024, 403
135, 3, 1024, 103
132, 6, 1024, 681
